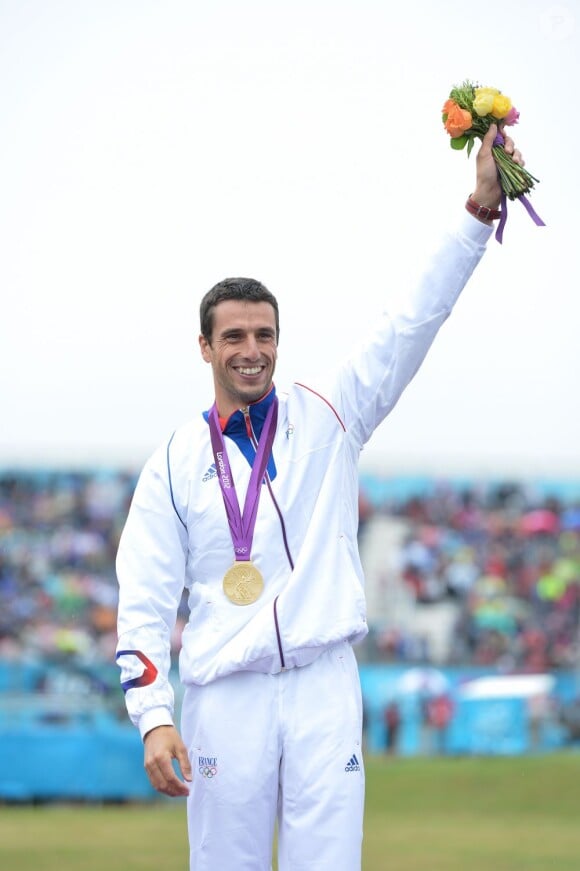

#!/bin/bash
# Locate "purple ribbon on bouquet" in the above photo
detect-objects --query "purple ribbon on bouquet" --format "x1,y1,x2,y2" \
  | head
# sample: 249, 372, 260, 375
493, 133, 546, 244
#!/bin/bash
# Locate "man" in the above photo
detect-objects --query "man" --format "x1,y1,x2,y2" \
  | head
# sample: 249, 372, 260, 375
116, 124, 522, 869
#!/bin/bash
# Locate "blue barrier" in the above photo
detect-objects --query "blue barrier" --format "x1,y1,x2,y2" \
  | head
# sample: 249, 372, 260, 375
0, 701, 156, 801
359, 664, 577, 756
449, 697, 528, 755
1, 661, 579, 800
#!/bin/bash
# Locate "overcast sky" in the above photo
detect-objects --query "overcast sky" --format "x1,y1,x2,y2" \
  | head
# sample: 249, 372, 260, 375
1, 0, 578, 477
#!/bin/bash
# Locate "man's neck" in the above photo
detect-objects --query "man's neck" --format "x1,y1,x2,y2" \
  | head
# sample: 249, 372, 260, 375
215, 385, 275, 429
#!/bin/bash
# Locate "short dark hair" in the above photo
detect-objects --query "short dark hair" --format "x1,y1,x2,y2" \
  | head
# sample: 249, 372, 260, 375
199, 277, 280, 344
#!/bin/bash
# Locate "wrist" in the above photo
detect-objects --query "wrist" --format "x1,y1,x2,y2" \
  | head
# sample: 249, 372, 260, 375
469, 186, 501, 211
465, 194, 502, 224
138, 707, 174, 740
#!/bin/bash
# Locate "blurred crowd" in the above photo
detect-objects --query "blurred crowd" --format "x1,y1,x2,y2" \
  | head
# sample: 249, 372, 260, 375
0, 470, 132, 666
366, 481, 580, 672
1, 470, 580, 676
0, 470, 185, 674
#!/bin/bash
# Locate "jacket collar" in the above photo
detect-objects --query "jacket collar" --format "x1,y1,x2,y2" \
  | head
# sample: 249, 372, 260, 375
203, 385, 277, 439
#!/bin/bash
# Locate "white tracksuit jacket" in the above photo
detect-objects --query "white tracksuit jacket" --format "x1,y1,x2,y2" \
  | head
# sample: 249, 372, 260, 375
116, 213, 492, 739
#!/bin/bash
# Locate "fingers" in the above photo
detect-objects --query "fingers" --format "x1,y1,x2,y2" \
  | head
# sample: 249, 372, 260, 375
146, 754, 191, 797
176, 743, 193, 783
503, 136, 525, 165
479, 123, 498, 158
472, 120, 524, 207
473, 122, 500, 203
477, 124, 497, 163
144, 726, 191, 797
498, 125, 525, 166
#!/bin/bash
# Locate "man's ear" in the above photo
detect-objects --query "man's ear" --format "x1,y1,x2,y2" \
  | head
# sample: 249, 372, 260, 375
199, 333, 212, 363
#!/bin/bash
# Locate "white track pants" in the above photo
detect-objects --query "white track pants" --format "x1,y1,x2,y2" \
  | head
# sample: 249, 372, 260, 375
180, 641, 364, 870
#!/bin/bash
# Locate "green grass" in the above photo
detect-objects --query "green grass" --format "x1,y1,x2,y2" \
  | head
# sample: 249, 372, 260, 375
1, 754, 580, 870
364, 753, 580, 870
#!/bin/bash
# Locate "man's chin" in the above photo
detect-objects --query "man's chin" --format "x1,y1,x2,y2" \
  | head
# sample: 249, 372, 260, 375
236, 381, 273, 407
241, 389, 268, 406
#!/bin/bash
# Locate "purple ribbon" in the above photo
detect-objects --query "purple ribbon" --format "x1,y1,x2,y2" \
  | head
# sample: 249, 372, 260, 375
492, 132, 545, 244
495, 191, 546, 244
495, 191, 508, 244
209, 398, 278, 562
518, 194, 546, 227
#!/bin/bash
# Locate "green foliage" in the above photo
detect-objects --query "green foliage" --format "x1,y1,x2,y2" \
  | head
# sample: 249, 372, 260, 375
450, 135, 468, 150
449, 80, 480, 112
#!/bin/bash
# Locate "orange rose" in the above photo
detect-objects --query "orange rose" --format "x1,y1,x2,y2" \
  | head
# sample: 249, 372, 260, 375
443, 101, 472, 138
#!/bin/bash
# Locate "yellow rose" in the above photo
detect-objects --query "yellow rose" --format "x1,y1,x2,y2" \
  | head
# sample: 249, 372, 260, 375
491, 94, 512, 119
473, 91, 496, 116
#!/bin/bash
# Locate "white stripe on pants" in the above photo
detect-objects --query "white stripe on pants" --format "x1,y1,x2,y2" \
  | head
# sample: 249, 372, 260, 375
180, 642, 364, 870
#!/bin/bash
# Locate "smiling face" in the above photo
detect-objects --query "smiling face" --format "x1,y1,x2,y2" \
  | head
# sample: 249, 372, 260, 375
199, 299, 278, 418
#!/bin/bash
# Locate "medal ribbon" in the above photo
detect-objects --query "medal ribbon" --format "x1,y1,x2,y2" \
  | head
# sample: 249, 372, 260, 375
209, 398, 278, 562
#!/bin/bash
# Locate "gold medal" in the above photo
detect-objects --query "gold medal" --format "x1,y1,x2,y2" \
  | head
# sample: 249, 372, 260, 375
223, 561, 264, 605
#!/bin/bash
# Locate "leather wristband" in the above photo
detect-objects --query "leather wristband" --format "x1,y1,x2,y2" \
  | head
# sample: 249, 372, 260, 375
465, 195, 502, 222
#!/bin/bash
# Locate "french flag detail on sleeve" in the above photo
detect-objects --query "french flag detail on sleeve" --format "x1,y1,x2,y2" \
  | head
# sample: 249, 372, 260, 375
116, 650, 158, 692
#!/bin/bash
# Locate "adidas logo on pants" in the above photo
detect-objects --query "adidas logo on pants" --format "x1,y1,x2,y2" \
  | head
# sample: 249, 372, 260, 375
345, 753, 361, 772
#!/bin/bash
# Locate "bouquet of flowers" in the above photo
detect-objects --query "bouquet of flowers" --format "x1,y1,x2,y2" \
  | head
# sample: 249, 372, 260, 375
442, 80, 544, 240
442, 80, 539, 200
